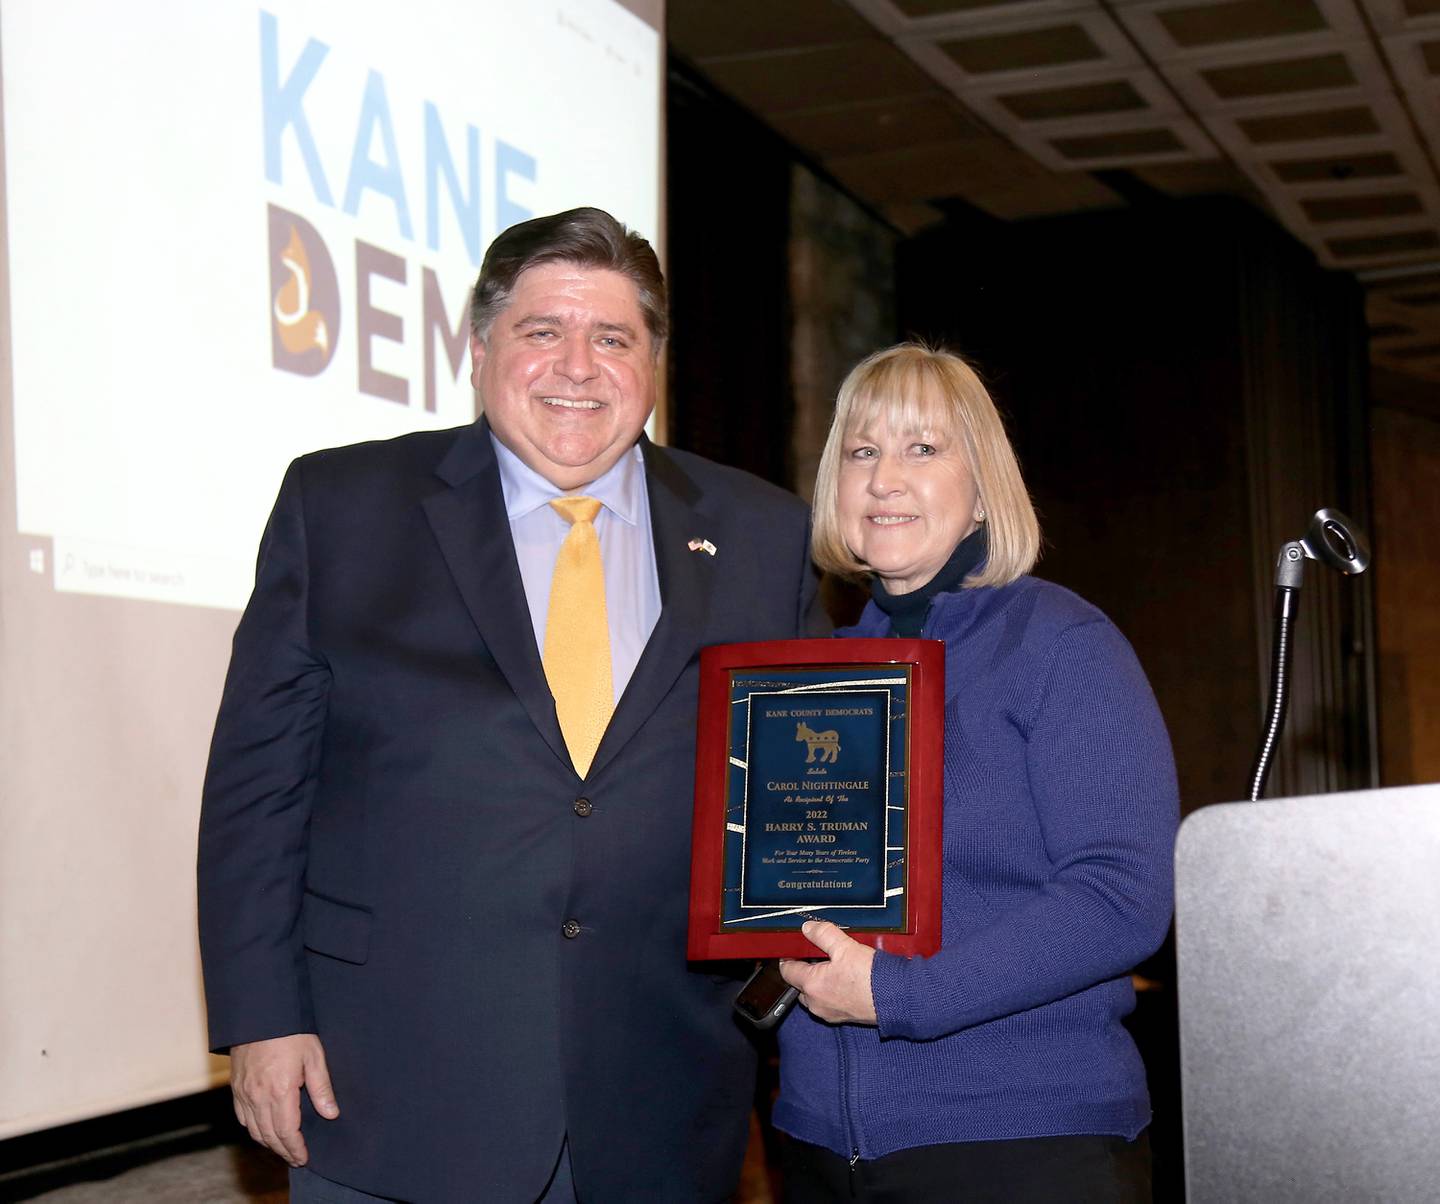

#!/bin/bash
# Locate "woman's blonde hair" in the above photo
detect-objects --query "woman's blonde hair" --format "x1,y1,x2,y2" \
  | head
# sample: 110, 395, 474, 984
812, 342, 1040, 589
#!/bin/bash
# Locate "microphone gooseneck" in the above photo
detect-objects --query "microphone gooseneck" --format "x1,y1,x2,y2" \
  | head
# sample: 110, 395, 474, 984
1246, 509, 1369, 802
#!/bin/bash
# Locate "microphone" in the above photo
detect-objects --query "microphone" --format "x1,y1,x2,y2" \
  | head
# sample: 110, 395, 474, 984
1273, 508, 1369, 589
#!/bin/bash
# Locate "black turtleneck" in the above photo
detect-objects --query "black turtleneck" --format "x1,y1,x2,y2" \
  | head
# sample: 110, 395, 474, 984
869, 525, 988, 638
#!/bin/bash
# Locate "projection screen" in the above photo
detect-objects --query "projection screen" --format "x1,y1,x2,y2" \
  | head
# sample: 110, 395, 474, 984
0, 0, 662, 1137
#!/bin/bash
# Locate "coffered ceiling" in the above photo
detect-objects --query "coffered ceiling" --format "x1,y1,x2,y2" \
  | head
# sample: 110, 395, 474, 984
669, 0, 1440, 385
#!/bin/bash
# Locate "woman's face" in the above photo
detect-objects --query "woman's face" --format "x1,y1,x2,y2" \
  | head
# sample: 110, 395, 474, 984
837, 411, 982, 595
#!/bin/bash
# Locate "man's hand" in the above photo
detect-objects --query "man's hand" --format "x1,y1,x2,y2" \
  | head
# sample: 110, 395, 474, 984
229, 1033, 339, 1166
778, 920, 878, 1026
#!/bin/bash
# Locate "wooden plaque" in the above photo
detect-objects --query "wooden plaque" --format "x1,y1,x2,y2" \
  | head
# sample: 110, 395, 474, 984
687, 639, 944, 961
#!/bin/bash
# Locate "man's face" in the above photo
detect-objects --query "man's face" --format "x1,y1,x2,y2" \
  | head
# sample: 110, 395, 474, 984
471, 262, 657, 491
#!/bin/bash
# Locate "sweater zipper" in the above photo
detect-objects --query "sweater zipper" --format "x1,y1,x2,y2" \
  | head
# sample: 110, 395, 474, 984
836, 1026, 861, 1193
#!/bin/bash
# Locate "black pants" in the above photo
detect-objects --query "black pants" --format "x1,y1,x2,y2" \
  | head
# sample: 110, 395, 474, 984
780, 1132, 1151, 1203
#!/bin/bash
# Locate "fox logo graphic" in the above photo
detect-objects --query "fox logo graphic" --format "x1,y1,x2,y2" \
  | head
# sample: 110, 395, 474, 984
268, 204, 339, 376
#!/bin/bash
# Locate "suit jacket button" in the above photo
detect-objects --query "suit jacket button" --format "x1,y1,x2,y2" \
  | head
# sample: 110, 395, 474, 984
573, 797, 593, 817
562, 919, 582, 939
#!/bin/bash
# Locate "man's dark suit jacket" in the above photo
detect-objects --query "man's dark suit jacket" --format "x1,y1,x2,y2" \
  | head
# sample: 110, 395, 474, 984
197, 419, 823, 1203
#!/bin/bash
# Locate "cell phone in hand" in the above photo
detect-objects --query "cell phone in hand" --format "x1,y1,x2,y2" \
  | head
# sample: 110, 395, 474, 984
733, 960, 799, 1029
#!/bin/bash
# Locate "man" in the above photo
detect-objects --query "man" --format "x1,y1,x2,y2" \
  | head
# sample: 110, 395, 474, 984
198, 207, 824, 1202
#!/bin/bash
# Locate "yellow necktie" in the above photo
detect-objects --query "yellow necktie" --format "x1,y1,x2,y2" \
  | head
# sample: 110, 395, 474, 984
543, 496, 614, 777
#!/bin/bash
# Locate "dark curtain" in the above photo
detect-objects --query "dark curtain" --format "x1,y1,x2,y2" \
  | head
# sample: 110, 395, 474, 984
899, 197, 1375, 809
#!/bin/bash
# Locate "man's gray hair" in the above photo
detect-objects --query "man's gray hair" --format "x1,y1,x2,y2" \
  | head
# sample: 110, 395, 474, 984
469, 207, 668, 353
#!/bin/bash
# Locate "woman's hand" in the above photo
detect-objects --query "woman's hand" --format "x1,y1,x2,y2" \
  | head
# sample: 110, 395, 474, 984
779, 920, 878, 1026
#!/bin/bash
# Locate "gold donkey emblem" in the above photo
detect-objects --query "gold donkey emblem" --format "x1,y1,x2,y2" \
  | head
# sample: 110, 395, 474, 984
795, 721, 840, 764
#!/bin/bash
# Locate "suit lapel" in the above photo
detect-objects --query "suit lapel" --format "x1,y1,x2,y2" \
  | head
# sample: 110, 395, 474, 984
421, 421, 570, 770
588, 440, 716, 779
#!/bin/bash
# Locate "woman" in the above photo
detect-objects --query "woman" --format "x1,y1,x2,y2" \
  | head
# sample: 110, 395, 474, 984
776, 343, 1179, 1202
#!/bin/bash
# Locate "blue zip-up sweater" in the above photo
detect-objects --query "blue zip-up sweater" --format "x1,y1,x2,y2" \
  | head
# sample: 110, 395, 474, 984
772, 575, 1180, 1160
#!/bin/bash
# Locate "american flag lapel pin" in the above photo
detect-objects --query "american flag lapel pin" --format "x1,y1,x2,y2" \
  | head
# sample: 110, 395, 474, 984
687, 538, 717, 556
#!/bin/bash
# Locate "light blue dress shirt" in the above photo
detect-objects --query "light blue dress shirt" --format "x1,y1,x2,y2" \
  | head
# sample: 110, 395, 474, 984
491, 433, 661, 705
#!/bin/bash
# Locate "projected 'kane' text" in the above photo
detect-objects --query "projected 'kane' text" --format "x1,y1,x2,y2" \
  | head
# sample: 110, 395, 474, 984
260, 9, 539, 410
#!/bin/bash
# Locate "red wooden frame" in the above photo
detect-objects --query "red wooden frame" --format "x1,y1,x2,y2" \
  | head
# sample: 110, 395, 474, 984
687, 638, 944, 961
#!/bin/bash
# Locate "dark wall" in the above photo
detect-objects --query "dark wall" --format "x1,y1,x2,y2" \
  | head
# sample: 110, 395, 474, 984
666, 63, 794, 489
899, 199, 1375, 809
1369, 373, 1440, 787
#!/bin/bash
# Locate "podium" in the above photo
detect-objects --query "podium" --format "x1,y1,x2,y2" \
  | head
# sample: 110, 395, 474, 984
1175, 783, 1440, 1201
